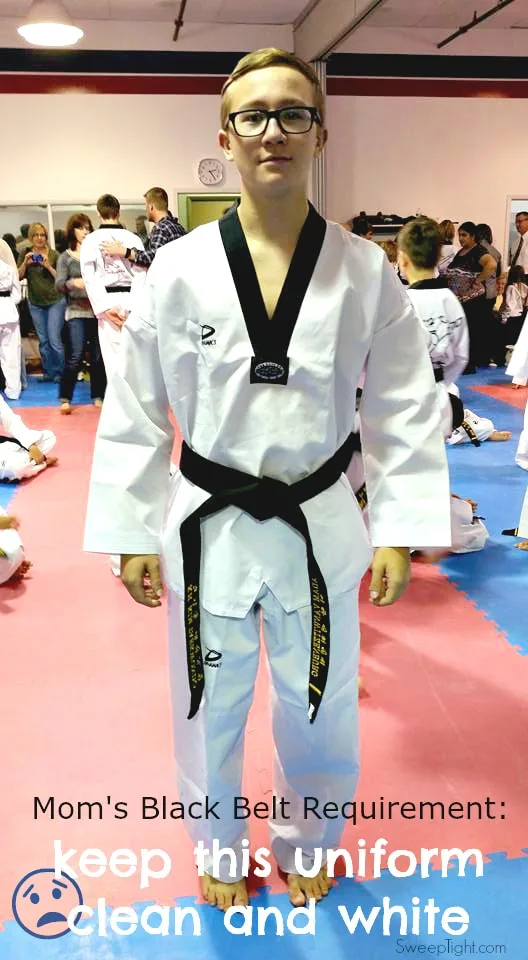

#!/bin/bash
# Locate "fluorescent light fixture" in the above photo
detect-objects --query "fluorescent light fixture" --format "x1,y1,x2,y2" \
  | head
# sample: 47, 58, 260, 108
18, 0, 84, 46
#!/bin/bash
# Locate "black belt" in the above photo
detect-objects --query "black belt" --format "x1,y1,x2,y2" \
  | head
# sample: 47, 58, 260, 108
0, 291, 11, 297
179, 432, 360, 724
105, 285, 131, 293
434, 367, 444, 383
0, 436, 27, 450
461, 419, 480, 447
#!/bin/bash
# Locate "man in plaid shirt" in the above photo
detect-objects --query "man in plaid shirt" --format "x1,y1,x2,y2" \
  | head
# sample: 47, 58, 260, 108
101, 187, 186, 268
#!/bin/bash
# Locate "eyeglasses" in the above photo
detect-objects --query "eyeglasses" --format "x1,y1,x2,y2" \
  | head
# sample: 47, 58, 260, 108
32, 233, 47, 238
228, 106, 321, 137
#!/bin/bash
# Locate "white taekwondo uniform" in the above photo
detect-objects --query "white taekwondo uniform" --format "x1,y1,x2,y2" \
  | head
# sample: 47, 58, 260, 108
0, 394, 56, 482
405, 278, 469, 438
0, 506, 25, 584
84, 207, 450, 880
506, 309, 528, 389
80, 225, 146, 376
504, 316, 528, 468
0, 259, 22, 400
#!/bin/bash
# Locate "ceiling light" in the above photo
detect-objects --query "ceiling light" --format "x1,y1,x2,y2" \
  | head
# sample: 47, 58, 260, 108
17, 0, 84, 47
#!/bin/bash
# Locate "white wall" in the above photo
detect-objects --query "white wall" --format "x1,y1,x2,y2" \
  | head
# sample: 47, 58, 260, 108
0, 93, 241, 207
1, 89, 526, 258
326, 94, 528, 257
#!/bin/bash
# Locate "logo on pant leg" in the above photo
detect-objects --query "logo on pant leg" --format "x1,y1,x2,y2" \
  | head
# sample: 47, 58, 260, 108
204, 648, 222, 668
201, 325, 216, 345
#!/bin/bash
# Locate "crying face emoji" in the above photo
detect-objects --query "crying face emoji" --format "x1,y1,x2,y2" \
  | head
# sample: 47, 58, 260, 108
12, 869, 83, 939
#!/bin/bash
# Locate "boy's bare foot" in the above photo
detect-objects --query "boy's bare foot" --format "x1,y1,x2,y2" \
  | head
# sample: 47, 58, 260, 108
511, 383, 523, 390
201, 874, 248, 911
515, 541, 528, 550
489, 430, 511, 441
287, 867, 334, 906
5, 560, 32, 583
44, 456, 58, 467
60, 401, 72, 414
93, 398, 103, 408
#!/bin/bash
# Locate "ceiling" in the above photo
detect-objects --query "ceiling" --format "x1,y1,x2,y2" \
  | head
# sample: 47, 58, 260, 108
367, 0, 528, 29
1, 0, 527, 25
0, 0, 311, 24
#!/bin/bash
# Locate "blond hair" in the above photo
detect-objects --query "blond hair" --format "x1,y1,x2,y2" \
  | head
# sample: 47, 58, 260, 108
28, 222, 48, 243
220, 48, 325, 130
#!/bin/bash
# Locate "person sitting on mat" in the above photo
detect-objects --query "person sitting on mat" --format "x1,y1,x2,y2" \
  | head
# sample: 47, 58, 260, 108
0, 510, 31, 583
0, 394, 57, 482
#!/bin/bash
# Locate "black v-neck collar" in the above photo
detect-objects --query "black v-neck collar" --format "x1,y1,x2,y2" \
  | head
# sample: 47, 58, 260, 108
218, 202, 327, 366
408, 277, 448, 290
99, 223, 125, 230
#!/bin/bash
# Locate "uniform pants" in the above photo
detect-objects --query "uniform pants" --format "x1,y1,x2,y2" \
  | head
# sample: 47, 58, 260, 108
0, 323, 22, 400
0, 430, 56, 482
167, 584, 360, 881
0, 507, 24, 584
515, 399, 528, 471
518, 486, 528, 537
506, 314, 528, 386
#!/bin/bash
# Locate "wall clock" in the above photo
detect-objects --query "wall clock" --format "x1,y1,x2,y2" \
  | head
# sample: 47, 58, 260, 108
197, 158, 225, 186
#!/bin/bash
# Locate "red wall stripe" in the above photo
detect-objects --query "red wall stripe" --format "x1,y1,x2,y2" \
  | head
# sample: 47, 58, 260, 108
0, 74, 225, 94
327, 76, 528, 97
0, 73, 527, 98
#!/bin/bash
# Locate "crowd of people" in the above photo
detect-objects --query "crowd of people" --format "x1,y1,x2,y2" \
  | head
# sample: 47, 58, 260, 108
0, 44, 527, 911
0, 187, 186, 582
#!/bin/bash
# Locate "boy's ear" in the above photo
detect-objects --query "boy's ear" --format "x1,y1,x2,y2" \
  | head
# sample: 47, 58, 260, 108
397, 249, 408, 271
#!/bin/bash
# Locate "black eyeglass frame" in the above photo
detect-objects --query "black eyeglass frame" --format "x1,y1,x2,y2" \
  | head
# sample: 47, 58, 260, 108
227, 106, 322, 137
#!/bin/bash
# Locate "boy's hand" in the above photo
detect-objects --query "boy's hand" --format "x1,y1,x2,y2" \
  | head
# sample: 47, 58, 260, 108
28, 444, 45, 464
121, 554, 164, 607
104, 308, 127, 329
369, 547, 411, 606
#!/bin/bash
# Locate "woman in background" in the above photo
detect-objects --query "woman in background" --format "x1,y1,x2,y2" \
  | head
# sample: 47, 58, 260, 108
17, 222, 65, 382
446, 221, 496, 373
55, 214, 106, 413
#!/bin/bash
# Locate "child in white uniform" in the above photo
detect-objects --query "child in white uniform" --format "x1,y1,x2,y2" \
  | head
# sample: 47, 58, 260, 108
0, 394, 57, 482
0, 511, 29, 584
0, 258, 22, 400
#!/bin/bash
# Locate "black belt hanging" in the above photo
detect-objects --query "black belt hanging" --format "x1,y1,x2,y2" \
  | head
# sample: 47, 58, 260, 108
179, 432, 359, 725
0, 290, 11, 298
218, 204, 327, 385
105, 285, 131, 293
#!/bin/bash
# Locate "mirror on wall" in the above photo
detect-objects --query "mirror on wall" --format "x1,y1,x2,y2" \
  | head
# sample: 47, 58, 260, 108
0, 202, 149, 259
0, 205, 50, 258
51, 203, 149, 242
